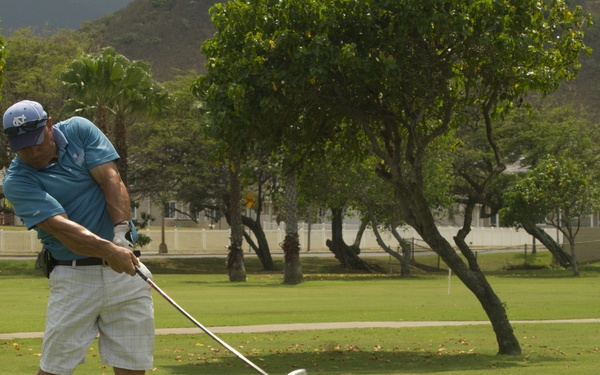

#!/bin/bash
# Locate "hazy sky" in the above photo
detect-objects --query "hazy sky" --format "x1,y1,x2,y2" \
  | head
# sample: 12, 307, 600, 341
0, 0, 133, 33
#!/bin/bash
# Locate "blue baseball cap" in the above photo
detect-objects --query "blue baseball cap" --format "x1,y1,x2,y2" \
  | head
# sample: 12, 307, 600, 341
3, 100, 48, 152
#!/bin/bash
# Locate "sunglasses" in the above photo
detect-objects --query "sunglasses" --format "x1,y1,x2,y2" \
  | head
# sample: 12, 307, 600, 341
4, 119, 47, 138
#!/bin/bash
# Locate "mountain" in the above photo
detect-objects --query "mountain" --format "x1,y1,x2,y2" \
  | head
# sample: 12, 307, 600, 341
83, 0, 219, 81
0, 0, 133, 33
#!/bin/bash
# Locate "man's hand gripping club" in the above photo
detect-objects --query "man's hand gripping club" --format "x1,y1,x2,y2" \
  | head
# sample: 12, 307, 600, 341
113, 221, 135, 250
36, 214, 140, 276
108, 221, 139, 275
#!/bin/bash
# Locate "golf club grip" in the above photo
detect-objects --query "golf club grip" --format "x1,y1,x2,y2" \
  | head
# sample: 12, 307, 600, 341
134, 265, 270, 375
135, 266, 148, 280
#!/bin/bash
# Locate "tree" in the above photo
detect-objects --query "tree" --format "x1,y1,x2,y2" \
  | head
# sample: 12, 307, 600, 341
0, 28, 91, 169
280, 172, 303, 284
129, 73, 227, 253
227, 162, 247, 282
239, 157, 277, 271
0, 29, 90, 222
1, 28, 90, 116
297, 142, 410, 272
196, 2, 329, 283
0, 34, 4, 100
195, 0, 590, 354
490, 103, 600, 268
296, 141, 366, 270
501, 155, 600, 276
60, 47, 170, 186
502, 102, 600, 168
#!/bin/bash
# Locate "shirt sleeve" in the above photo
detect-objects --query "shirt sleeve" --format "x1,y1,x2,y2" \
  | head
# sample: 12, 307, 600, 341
3, 169, 66, 230
69, 117, 120, 169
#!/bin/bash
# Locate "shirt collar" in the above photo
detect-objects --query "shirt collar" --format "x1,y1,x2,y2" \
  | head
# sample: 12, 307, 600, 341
53, 127, 68, 149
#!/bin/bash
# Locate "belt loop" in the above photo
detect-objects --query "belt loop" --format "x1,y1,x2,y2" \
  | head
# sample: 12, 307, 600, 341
71, 260, 76, 268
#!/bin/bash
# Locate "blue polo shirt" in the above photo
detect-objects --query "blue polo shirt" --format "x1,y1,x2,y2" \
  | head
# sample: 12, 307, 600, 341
3, 117, 119, 261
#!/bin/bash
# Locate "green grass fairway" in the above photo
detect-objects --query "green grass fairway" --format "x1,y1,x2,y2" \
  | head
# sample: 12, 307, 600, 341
1, 251, 599, 374
3, 324, 600, 374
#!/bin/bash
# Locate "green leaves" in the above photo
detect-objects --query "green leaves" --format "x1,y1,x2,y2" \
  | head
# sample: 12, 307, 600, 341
197, 0, 591, 232
0, 35, 4, 102
60, 47, 169, 133
501, 155, 600, 227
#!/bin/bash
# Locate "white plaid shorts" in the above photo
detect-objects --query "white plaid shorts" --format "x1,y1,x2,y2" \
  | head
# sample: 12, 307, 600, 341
39, 262, 154, 374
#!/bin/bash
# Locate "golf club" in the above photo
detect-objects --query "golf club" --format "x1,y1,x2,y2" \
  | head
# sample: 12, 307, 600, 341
135, 265, 307, 375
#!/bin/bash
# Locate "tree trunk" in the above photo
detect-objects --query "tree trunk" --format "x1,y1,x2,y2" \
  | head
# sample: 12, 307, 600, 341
412, 206, 521, 355
242, 215, 275, 270
521, 223, 572, 268
370, 222, 405, 273
327, 207, 353, 266
386, 161, 521, 354
227, 163, 246, 282
282, 173, 303, 284
326, 207, 381, 271
567, 237, 580, 277
159, 202, 168, 254
93, 105, 109, 135
351, 221, 367, 249
390, 228, 412, 276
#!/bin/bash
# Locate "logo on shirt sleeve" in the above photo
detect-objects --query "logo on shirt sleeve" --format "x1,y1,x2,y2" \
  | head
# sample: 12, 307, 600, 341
72, 152, 85, 167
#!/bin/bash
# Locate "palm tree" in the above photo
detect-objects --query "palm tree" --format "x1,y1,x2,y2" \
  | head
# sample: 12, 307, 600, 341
227, 162, 247, 282
60, 47, 170, 186
281, 172, 303, 284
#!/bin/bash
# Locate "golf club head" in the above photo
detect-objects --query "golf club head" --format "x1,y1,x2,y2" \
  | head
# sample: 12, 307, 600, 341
287, 370, 307, 375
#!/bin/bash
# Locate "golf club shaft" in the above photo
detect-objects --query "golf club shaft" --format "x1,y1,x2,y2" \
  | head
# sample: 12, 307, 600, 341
135, 266, 269, 375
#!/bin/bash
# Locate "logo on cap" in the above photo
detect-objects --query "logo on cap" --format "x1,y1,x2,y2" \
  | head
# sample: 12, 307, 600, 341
12, 115, 28, 128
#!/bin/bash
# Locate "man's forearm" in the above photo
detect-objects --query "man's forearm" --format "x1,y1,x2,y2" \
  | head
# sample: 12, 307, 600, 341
37, 214, 139, 275
90, 161, 131, 224
105, 180, 131, 224
37, 214, 118, 259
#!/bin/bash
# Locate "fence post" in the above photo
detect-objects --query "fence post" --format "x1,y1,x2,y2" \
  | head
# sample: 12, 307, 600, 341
524, 243, 528, 266
31, 230, 36, 253
174, 228, 178, 253
278, 226, 283, 248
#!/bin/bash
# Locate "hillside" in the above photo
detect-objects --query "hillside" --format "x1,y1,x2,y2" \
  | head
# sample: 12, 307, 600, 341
84, 0, 600, 119
3, 0, 599, 114
0, 0, 132, 32
83, 0, 219, 81
555, 0, 600, 114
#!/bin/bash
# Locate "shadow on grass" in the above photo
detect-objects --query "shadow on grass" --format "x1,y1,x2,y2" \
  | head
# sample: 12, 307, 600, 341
3, 256, 599, 281
486, 263, 600, 278
155, 350, 570, 374
142, 256, 403, 276
0, 259, 42, 277
2, 333, 578, 375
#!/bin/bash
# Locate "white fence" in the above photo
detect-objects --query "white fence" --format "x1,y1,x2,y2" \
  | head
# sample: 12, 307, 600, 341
0, 225, 558, 256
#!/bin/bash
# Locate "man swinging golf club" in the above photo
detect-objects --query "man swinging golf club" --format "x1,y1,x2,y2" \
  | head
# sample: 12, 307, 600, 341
2, 100, 154, 375
3, 100, 307, 375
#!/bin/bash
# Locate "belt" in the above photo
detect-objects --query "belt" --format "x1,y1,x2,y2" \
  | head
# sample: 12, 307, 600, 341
54, 257, 106, 266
